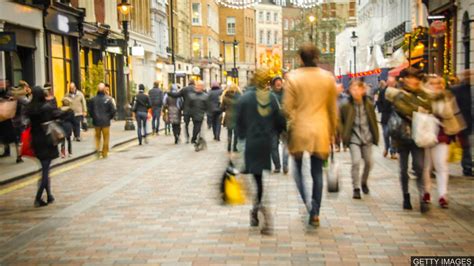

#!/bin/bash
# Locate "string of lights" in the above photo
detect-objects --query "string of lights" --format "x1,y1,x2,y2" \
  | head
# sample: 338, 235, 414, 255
214, 0, 261, 9
289, 0, 322, 8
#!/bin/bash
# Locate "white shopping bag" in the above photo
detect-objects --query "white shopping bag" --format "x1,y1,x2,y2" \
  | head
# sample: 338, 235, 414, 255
412, 112, 439, 148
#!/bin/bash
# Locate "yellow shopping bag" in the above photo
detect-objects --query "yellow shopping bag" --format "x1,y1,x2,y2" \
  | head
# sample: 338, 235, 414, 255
224, 175, 246, 205
448, 140, 462, 163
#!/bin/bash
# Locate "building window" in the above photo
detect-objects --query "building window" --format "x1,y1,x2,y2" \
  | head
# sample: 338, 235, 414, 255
267, 30, 271, 45
284, 19, 288, 30
259, 30, 264, 44
226, 17, 236, 35
290, 37, 295, 50
274, 12, 278, 23
284, 37, 288, 50
274, 31, 278, 45
266, 12, 271, 22
258, 11, 264, 22
50, 34, 72, 102
192, 37, 202, 58
290, 19, 295, 29
192, 3, 201, 25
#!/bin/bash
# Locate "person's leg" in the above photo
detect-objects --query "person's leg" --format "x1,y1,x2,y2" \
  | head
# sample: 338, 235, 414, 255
271, 134, 281, 171
35, 159, 51, 204
411, 144, 428, 212
422, 147, 433, 196
232, 129, 238, 152
72, 115, 79, 139
309, 155, 324, 218
136, 113, 143, 144
67, 136, 72, 155
349, 144, 362, 191
156, 108, 161, 133
192, 120, 202, 143
398, 146, 412, 209
151, 108, 157, 133
432, 143, 449, 200
360, 144, 373, 193
293, 155, 308, 207
227, 128, 233, 152
215, 112, 222, 141
42, 159, 53, 201
253, 173, 263, 205
459, 132, 473, 176
94, 127, 101, 155
282, 142, 289, 172
60, 139, 66, 158
102, 127, 110, 158
382, 124, 390, 155
184, 115, 191, 142
141, 112, 148, 142
76, 115, 83, 139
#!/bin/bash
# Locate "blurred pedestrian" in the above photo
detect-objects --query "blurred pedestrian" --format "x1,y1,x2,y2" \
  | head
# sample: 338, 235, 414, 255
132, 84, 151, 145
168, 80, 196, 143
65, 82, 87, 142
163, 84, 183, 144
221, 83, 242, 153
208, 81, 223, 141
283, 43, 338, 227
450, 70, 472, 177
43, 83, 57, 108
335, 83, 348, 152
26, 86, 62, 207
235, 68, 286, 235
10, 80, 31, 163
189, 80, 209, 146
376, 79, 397, 159
59, 97, 75, 158
149, 81, 164, 135
0, 82, 17, 160
270, 76, 289, 174
385, 67, 432, 213
340, 79, 379, 199
423, 74, 464, 208
89, 83, 116, 158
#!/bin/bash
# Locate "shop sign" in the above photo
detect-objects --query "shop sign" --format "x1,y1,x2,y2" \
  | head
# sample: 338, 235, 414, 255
45, 9, 80, 36
429, 20, 447, 38
130, 46, 144, 57
0, 32, 16, 52
192, 66, 201, 75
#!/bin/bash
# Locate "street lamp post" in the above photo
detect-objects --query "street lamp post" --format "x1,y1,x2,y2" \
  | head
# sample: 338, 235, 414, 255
118, 0, 134, 130
218, 54, 223, 84
309, 15, 315, 42
350, 31, 358, 75
232, 39, 239, 83
170, 0, 176, 83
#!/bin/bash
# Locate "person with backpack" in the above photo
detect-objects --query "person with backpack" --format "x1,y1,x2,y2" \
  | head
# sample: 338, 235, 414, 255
221, 83, 242, 153
339, 79, 379, 200
132, 84, 152, 145
167, 80, 196, 143
189, 80, 209, 147
163, 84, 183, 144
207, 81, 223, 141
385, 68, 432, 213
376, 78, 397, 159
149, 81, 164, 135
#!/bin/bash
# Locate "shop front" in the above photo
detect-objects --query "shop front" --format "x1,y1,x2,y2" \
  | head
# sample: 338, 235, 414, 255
44, 3, 84, 103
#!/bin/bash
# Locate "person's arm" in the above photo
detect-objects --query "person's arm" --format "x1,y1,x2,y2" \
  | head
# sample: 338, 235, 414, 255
81, 93, 88, 115
167, 88, 184, 98
109, 99, 117, 120
282, 78, 296, 129
235, 97, 246, 140
327, 78, 338, 139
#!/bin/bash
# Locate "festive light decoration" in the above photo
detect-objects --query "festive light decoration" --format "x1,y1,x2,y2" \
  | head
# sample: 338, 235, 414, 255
215, 0, 261, 9
336, 68, 382, 79
289, 0, 322, 8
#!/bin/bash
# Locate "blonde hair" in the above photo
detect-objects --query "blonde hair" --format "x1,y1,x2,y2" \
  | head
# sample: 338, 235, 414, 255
221, 83, 241, 103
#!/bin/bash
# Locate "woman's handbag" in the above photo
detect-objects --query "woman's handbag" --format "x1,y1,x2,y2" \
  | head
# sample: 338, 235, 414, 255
42, 120, 65, 146
20, 126, 35, 157
387, 111, 412, 142
0, 99, 17, 122
411, 111, 439, 148
325, 146, 340, 193
436, 95, 466, 135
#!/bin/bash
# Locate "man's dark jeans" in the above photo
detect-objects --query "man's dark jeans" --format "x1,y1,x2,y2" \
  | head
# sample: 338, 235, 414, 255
183, 114, 191, 142
73, 115, 83, 139
271, 134, 288, 170
293, 156, 324, 217
136, 111, 148, 144
382, 124, 397, 155
211, 111, 222, 140
459, 131, 473, 175
398, 142, 424, 198
191, 120, 203, 143
151, 107, 161, 133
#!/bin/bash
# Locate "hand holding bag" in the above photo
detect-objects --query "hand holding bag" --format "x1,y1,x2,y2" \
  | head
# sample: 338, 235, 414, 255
42, 120, 65, 146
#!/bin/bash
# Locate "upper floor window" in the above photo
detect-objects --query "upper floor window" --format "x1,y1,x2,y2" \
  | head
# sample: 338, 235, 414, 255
274, 13, 278, 23
259, 30, 264, 44
258, 11, 264, 22
192, 3, 201, 25
284, 19, 288, 30
266, 12, 271, 22
227, 17, 236, 35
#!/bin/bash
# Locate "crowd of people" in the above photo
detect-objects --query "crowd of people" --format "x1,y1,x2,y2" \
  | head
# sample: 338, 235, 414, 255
0, 42, 472, 236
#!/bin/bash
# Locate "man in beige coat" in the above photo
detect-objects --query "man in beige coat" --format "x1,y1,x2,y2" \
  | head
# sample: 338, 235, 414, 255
65, 82, 87, 141
283, 43, 338, 227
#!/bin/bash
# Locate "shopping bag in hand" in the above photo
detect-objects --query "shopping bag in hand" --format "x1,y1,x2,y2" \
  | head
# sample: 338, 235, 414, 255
325, 146, 340, 192
447, 140, 462, 163
20, 126, 35, 157
221, 162, 246, 205
412, 111, 439, 148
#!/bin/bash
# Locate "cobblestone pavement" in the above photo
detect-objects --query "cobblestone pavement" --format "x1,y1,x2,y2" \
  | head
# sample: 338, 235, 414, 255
0, 128, 473, 265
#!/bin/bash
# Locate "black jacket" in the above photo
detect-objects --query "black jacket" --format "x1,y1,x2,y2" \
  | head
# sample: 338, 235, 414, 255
376, 88, 393, 125
450, 82, 472, 133
133, 92, 151, 113
88, 92, 116, 127
189, 91, 209, 122
207, 87, 223, 113
168, 85, 195, 115
26, 102, 62, 160
148, 87, 164, 108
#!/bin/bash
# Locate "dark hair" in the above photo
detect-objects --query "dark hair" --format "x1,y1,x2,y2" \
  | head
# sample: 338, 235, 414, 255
139, 84, 145, 91
189, 80, 196, 86
29, 86, 47, 113
399, 67, 422, 80
153, 81, 160, 88
298, 43, 319, 67
104, 83, 110, 88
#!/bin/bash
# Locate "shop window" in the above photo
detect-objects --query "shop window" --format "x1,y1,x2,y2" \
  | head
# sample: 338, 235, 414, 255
50, 34, 72, 103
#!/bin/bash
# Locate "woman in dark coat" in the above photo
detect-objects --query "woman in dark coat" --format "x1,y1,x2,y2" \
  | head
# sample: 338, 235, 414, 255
26, 86, 61, 207
235, 68, 286, 235
59, 97, 75, 158
163, 84, 183, 144
221, 83, 242, 152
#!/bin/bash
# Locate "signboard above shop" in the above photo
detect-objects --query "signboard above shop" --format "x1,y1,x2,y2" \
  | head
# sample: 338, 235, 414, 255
0, 32, 16, 52
44, 8, 81, 36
